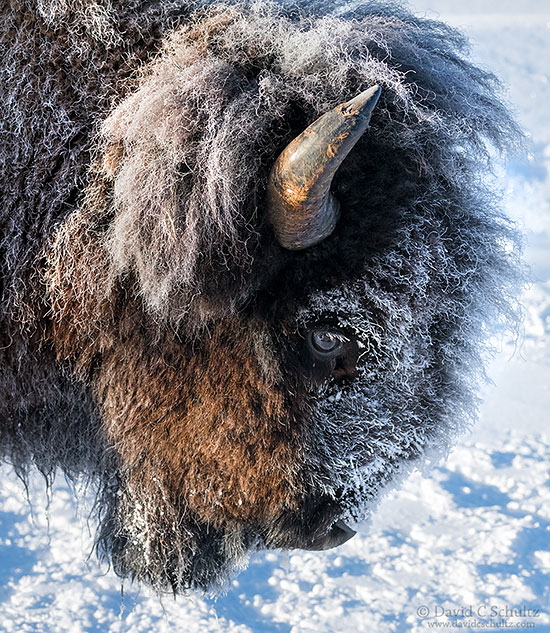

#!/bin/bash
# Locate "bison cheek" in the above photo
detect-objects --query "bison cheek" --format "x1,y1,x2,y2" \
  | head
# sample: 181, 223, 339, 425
93, 323, 311, 533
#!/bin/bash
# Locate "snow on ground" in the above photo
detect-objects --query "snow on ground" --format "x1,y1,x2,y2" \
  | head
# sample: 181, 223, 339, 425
1, 2, 549, 632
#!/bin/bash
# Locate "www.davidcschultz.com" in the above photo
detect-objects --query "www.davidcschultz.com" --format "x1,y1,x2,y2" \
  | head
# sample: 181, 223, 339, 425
425, 620, 536, 629
416, 604, 542, 629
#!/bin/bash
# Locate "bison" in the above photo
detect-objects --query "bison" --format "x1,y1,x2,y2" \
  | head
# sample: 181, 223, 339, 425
0, 0, 521, 593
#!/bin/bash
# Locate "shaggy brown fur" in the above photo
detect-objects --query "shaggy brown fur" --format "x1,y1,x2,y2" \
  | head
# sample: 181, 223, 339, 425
1, 0, 522, 592
96, 314, 305, 526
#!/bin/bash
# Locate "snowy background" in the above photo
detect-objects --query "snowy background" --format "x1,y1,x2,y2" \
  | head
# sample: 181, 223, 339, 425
1, 1, 549, 631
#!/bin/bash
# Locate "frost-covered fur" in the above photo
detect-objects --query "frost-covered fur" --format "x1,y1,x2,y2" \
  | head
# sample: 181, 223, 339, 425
0, 0, 521, 593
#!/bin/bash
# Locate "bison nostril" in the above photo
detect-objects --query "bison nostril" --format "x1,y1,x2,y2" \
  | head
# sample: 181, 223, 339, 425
308, 519, 357, 550
296, 519, 357, 551
332, 519, 357, 539
264, 499, 357, 552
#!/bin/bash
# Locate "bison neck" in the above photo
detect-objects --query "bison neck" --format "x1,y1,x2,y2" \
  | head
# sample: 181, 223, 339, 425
0, 1, 193, 474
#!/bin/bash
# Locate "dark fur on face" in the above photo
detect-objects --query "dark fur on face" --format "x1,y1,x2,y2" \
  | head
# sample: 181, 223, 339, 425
0, 0, 521, 592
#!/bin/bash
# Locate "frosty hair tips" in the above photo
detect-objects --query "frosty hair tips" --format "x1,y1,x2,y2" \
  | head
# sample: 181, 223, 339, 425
0, 0, 521, 593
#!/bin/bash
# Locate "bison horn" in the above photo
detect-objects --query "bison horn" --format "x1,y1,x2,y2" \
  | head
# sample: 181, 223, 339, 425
267, 85, 382, 250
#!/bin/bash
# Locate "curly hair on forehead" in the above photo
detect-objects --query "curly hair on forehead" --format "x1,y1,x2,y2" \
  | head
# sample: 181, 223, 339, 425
47, 0, 521, 342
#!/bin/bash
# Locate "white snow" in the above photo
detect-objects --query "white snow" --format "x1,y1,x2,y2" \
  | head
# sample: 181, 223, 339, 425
1, 2, 549, 631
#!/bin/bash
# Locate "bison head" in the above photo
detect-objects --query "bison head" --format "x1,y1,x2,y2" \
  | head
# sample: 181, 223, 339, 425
42, 2, 520, 592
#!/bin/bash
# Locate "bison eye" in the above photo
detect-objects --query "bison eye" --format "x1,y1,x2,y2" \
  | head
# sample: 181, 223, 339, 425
308, 329, 346, 357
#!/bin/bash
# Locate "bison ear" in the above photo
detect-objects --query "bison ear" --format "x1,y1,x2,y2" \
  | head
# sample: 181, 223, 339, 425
267, 85, 381, 250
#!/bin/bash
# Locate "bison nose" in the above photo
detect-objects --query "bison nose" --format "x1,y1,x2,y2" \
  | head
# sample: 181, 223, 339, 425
300, 519, 357, 551
264, 499, 357, 552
